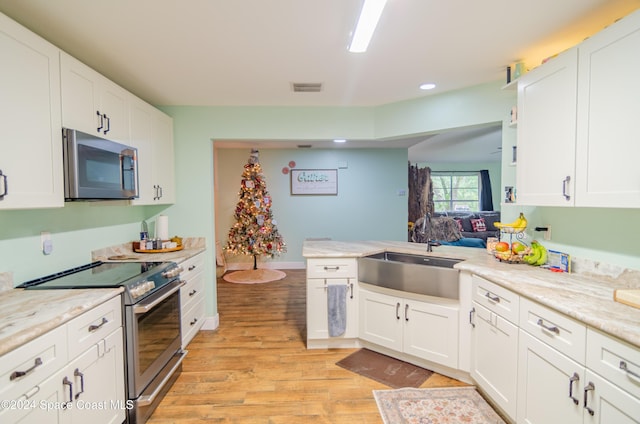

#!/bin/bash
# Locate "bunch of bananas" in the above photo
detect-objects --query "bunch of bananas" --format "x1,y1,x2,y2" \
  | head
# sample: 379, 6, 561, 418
494, 212, 528, 233
524, 240, 547, 266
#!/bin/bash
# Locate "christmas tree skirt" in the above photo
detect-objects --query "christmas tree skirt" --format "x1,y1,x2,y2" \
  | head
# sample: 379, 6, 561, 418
222, 269, 286, 284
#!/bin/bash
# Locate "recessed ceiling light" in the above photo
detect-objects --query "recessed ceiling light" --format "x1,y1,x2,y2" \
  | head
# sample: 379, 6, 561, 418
420, 83, 436, 90
334, 139, 346, 143
348, 0, 388, 53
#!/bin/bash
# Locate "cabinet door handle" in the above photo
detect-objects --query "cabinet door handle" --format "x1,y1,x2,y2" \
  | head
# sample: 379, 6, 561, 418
88, 317, 108, 332
188, 265, 196, 271
485, 292, 500, 303
568, 372, 580, 405
405, 304, 409, 322
104, 114, 110, 134
189, 289, 197, 297
469, 307, 476, 328
349, 283, 354, 299
96, 110, 104, 132
157, 185, 163, 199
583, 381, 595, 416
10, 357, 43, 381
537, 318, 560, 334
62, 376, 73, 405
0, 169, 7, 200
562, 176, 571, 201
73, 368, 85, 399
190, 317, 198, 326
396, 302, 401, 320
620, 360, 640, 379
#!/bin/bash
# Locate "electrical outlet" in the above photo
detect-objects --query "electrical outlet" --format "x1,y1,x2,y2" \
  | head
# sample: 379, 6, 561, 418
41, 231, 53, 255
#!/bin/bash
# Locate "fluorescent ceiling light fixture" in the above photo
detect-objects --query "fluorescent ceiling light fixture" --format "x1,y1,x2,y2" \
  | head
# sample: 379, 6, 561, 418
348, 0, 388, 53
334, 139, 347, 143
420, 83, 436, 90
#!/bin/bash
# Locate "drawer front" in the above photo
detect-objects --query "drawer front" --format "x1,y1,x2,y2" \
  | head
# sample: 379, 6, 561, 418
182, 298, 205, 347
0, 324, 68, 400
307, 258, 357, 279
67, 295, 122, 360
180, 265, 205, 310
519, 297, 586, 364
587, 328, 640, 398
180, 252, 205, 280
472, 275, 519, 324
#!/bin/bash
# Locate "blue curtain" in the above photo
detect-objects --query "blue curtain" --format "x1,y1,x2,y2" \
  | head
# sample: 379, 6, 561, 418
480, 170, 493, 211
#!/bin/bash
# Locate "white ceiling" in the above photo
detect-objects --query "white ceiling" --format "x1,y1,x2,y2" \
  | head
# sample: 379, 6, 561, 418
1, 0, 638, 160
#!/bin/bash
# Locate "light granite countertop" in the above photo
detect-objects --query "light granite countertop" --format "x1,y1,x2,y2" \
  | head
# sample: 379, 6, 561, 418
92, 236, 207, 264
303, 240, 640, 349
0, 288, 123, 357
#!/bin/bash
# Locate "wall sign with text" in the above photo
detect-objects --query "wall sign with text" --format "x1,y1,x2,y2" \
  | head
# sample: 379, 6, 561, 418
290, 169, 338, 195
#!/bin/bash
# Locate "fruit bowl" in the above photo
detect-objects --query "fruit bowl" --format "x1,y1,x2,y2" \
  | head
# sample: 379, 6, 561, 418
499, 226, 526, 234
493, 251, 526, 264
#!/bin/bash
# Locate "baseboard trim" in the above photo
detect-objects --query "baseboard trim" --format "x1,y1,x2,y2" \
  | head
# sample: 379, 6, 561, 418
201, 314, 219, 331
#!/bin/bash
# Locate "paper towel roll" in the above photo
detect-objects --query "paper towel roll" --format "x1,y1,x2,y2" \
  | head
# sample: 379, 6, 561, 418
156, 215, 169, 240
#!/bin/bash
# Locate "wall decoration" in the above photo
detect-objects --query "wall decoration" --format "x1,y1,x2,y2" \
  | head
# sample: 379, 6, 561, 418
291, 169, 338, 195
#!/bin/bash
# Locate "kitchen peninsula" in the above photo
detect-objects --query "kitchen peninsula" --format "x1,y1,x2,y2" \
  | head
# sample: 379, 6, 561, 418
303, 239, 640, 423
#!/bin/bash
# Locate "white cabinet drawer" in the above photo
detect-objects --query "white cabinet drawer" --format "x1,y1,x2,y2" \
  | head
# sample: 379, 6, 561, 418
181, 268, 205, 311
472, 275, 519, 324
587, 328, 640, 398
0, 324, 68, 401
180, 252, 205, 280
182, 298, 205, 347
519, 297, 586, 364
307, 258, 356, 279
67, 295, 122, 360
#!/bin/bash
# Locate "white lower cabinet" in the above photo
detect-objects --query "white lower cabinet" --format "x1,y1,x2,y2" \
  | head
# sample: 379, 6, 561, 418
180, 252, 206, 348
0, 295, 125, 424
359, 286, 459, 368
306, 258, 359, 347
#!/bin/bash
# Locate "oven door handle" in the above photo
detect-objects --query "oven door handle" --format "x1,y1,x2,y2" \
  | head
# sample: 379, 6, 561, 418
137, 349, 188, 406
133, 281, 184, 314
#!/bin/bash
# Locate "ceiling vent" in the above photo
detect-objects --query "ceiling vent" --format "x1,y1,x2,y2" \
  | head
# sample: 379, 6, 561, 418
292, 83, 322, 93
297, 144, 312, 148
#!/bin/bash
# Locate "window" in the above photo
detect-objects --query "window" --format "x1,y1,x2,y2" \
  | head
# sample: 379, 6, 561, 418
431, 172, 480, 212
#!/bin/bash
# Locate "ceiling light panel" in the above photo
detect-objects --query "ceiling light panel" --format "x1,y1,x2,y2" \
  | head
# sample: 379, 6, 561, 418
348, 0, 388, 53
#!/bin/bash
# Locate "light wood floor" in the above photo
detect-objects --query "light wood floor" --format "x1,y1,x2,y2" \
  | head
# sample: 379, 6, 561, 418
148, 269, 467, 423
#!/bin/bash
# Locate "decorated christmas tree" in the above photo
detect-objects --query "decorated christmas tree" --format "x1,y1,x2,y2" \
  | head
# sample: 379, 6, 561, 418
225, 149, 286, 269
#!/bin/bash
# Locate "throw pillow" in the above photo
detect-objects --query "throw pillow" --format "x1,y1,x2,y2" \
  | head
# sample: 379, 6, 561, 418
471, 217, 487, 232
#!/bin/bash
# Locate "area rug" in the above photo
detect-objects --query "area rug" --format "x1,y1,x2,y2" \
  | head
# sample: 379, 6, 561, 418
222, 269, 286, 284
336, 348, 433, 389
374, 387, 506, 424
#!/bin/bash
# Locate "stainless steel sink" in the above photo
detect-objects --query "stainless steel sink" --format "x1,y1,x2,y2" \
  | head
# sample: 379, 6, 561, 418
357, 251, 462, 299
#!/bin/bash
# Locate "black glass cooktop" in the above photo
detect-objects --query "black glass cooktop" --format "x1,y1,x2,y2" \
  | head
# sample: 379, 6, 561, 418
18, 261, 166, 289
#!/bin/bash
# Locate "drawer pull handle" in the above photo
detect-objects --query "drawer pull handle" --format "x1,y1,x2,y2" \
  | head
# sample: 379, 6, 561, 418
537, 318, 560, 334
63, 376, 73, 406
583, 381, 595, 416
74, 369, 85, 399
88, 317, 108, 332
189, 289, 197, 297
10, 357, 43, 381
323, 266, 340, 271
568, 372, 580, 405
188, 265, 196, 271
620, 360, 640, 379
190, 317, 198, 326
485, 292, 500, 302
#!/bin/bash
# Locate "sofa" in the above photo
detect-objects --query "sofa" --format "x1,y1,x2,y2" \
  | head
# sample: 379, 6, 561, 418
434, 211, 501, 242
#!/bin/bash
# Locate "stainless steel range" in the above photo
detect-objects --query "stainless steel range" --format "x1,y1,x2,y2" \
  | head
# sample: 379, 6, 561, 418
19, 261, 187, 423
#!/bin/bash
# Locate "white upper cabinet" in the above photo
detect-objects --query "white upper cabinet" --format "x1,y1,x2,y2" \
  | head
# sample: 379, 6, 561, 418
60, 51, 130, 143
516, 48, 578, 207
129, 99, 175, 205
0, 12, 63, 209
575, 9, 640, 208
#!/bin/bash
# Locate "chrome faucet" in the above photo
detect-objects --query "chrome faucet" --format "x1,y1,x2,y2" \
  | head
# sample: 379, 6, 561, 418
423, 212, 440, 252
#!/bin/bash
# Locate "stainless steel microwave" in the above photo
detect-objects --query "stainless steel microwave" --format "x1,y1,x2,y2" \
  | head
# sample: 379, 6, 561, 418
62, 128, 139, 201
